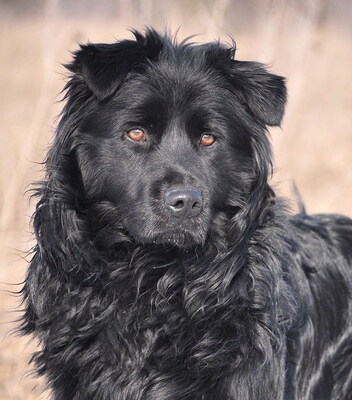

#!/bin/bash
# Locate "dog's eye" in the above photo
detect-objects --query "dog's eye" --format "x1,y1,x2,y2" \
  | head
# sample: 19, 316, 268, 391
126, 128, 147, 142
200, 134, 216, 147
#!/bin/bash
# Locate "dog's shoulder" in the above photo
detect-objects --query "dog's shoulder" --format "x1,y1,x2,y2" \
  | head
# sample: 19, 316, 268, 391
289, 212, 352, 263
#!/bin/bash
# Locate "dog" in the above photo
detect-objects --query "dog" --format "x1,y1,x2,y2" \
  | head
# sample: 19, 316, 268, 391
22, 29, 352, 399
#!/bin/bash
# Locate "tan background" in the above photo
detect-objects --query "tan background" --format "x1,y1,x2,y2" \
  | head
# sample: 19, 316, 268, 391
0, 0, 351, 398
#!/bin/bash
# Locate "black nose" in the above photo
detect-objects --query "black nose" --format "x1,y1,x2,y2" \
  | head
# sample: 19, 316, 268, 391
164, 188, 202, 219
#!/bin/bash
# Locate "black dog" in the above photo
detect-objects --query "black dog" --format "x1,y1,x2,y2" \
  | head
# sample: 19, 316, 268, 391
22, 29, 352, 399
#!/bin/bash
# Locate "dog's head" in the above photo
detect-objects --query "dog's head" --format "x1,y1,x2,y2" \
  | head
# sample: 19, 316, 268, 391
53, 29, 286, 248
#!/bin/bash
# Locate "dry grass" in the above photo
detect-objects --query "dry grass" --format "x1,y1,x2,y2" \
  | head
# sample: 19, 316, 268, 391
0, 1, 351, 398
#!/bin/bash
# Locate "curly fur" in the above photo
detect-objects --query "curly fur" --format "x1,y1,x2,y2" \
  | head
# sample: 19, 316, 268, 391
22, 29, 352, 399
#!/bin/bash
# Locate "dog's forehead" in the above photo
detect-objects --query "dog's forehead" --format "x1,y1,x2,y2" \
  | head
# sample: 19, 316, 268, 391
119, 60, 226, 118
158, 60, 219, 96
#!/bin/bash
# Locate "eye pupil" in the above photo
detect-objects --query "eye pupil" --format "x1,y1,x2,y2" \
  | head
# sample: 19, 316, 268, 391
200, 134, 215, 146
127, 128, 146, 142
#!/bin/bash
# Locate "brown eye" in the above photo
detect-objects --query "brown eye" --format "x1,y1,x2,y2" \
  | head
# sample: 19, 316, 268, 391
200, 133, 216, 147
127, 128, 147, 142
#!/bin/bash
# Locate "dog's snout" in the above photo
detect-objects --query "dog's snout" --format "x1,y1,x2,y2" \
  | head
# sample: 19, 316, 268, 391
164, 189, 202, 218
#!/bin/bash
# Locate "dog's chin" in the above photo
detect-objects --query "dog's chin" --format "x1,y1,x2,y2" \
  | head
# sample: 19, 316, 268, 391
156, 231, 204, 248
137, 230, 205, 248
123, 215, 211, 248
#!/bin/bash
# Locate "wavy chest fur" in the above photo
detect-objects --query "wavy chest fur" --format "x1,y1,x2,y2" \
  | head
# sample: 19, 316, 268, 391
35, 218, 294, 400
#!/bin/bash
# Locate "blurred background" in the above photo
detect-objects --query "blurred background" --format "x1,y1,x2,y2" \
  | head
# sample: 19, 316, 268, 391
0, 0, 351, 398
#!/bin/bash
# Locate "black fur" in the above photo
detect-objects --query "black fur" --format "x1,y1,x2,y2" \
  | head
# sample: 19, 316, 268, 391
22, 29, 352, 399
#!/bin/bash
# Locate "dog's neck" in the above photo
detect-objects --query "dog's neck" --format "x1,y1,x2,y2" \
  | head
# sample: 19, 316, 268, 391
85, 202, 293, 382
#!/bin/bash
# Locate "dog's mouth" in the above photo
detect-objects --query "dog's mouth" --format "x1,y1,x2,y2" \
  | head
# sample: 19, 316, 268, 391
120, 198, 212, 248
126, 221, 208, 248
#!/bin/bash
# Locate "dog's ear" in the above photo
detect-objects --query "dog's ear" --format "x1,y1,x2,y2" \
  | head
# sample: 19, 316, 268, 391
230, 61, 287, 127
66, 29, 164, 101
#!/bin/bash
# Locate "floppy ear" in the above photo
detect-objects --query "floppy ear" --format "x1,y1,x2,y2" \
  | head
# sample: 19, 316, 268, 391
230, 61, 287, 127
66, 29, 164, 101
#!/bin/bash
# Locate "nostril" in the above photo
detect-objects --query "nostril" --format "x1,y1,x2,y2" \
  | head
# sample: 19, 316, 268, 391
192, 201, 200, 209
174, 200, 184, 209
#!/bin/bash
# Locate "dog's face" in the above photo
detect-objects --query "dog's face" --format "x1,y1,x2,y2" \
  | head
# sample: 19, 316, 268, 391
68, 30, 286, 247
